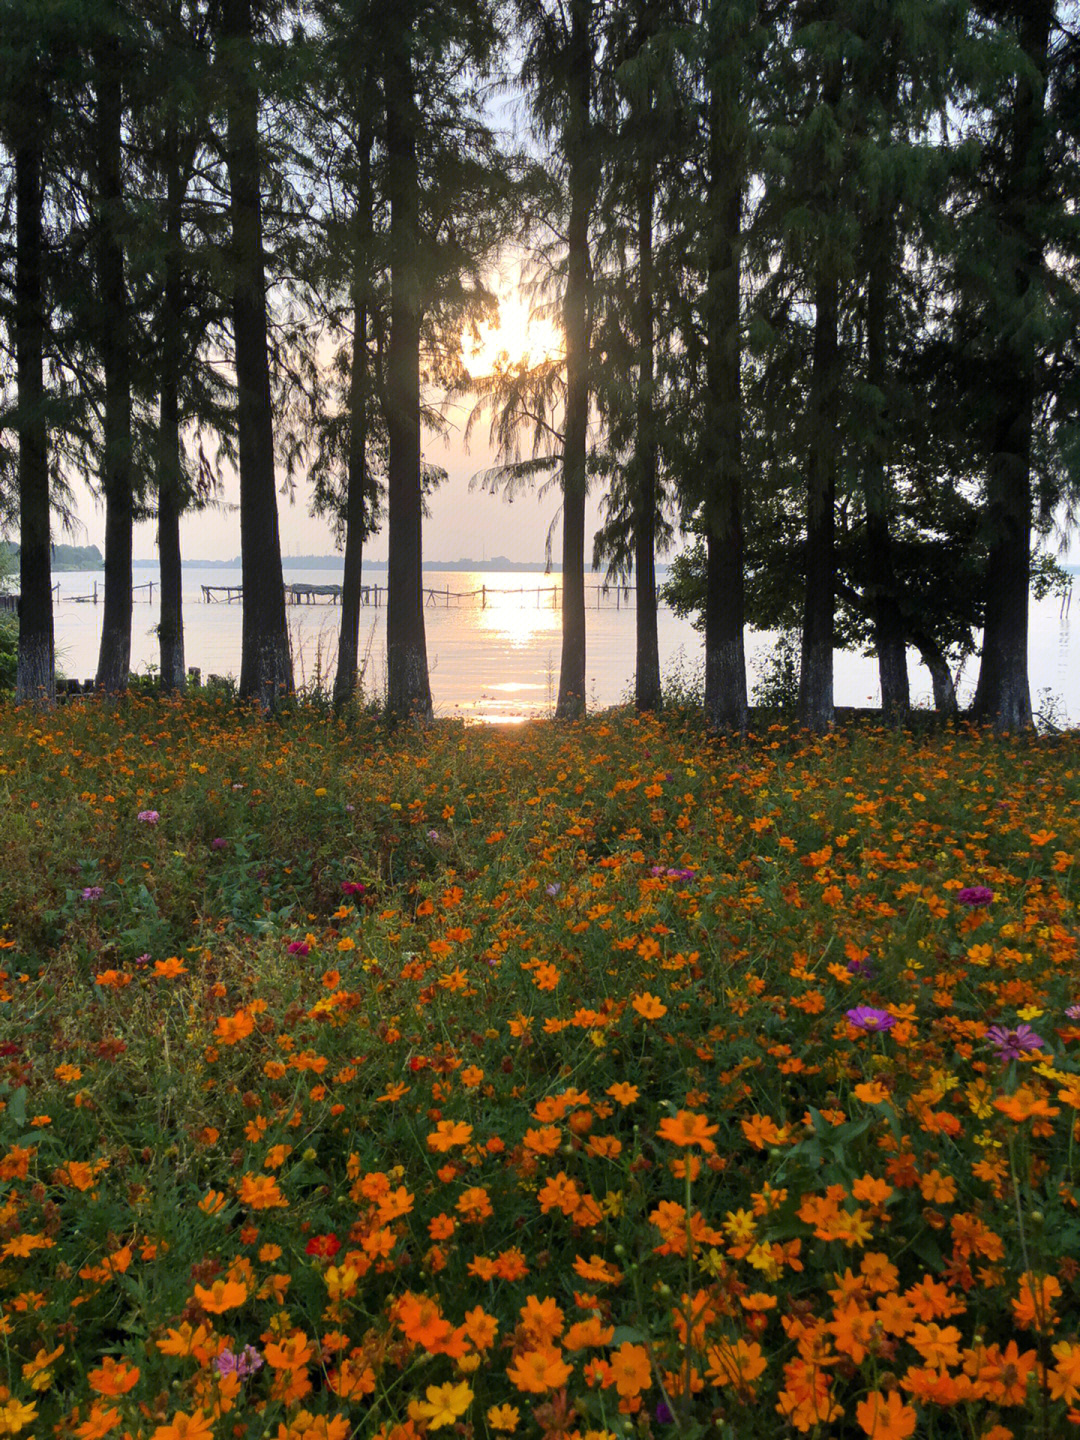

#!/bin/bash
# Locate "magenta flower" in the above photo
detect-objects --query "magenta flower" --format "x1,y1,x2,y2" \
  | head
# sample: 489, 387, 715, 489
846, 1006, 896, 1033
957, 886, 993, 907
985, 1024, 1046, 1061
81, 886, 104, 901
287, 941, 310, 956
341, 881, 366, 896
211, 837, 227, 850
215, 1345, 263, 1379
137, 810, 160, 825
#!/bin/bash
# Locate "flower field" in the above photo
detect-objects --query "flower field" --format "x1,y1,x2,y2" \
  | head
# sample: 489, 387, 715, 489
2, 699, 1080, 1440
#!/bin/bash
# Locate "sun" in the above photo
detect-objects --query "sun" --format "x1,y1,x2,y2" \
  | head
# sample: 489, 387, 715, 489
462, 295, 562, 379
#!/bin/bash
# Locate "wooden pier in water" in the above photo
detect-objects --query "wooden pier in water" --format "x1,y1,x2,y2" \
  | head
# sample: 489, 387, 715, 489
21, 578, 642, 613
199, 581, 638, 609
56, 581, 157, 605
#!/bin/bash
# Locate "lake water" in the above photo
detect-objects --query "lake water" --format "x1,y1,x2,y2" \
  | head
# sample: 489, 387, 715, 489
49, 564, 1078, 725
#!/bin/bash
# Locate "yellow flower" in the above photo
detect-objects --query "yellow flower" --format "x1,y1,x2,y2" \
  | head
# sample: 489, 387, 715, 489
0, 1396, 37, 1435
487, 1405, 520, 1434
410, 1381, 473, 1430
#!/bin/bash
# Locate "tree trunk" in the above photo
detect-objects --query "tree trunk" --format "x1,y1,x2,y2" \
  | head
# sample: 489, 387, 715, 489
222, 0, 293, 708
862, 228, 908, 722
912, 630, 958, 716
384, 33, 432, 720
702, 28, 747, 733
556, 0, 592, 720
971, 5, 1049, 731
633, 164, 661, 712
94, 35, 134, 696
14, 76, 54, 705
334, 136, 373, 713
798, 263, 839, 732
158, 94, 185, 693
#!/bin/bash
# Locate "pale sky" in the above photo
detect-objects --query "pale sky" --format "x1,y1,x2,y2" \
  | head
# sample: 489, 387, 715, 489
66, 403, 612, 566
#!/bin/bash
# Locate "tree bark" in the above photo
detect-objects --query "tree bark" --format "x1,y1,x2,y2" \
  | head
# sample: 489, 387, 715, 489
798, 263, 839, 732
334, 135, 373, 712
222, 0, 293, 708
14, 72, 54, 705
384, 31, 432, 721
912, 630, 958, 716
971, 4, 1049, 731
158, 91, 186, 693
94, 34, 134, 696
862, 227, 908, 722
556, 0, 592, 720
633, 164, 661, 712
702, 22, 747, 733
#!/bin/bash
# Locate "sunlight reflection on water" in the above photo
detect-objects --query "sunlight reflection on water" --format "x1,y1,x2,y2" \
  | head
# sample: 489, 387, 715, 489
49, 566, 1080, 725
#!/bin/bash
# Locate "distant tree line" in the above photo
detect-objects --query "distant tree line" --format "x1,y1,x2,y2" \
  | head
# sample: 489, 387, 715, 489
1, 0, 1078, 728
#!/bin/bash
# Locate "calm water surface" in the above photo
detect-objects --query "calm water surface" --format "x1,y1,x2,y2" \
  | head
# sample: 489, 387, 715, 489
50, 565, 1078, 724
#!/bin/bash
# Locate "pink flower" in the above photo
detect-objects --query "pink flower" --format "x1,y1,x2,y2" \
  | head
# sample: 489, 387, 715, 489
137, 810, 160, 825
846, 1006, 896, 1033
957, 885, 993, 907
985, 1024, 1046, 1060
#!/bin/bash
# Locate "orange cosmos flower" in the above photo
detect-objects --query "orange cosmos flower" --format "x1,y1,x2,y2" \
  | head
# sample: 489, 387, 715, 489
705, 1338, 767, 1390
238, 1173, 287, 1209
428, 1213, 456, 1240
855, 1390, 917, 1439
522, 1125, 562, 1155
1049, 1341, 1080, 1403
192, 1278, 247, 1314
853, 1081, 890, 1105
631, 992, 667, 1019
1012, 1271, 1062, 1332
573, 1254, 624, 1285
54, 1160, 95, 1191
157, 1324, 212, 1359
264, 1333, 314, 1371
656, 1110, 718, 1152
426, 1120, 473, 1152
462, 1306, 499, 1351
74, 1406, 122, 1440
328, 1358, 377, 1400
456, 1186, 493, 1221
565, 1315, 615, 1349
87, 1357, 140, 1397
506, 1346, 572, 1394
214, 1009, 255, 1044
151, 1410, 214, 1440
520, 1295, 565, 1346
537, 1172, 581, 1216
396, 1292, 457, 1352
154, 957, 187, 978
993, 1086, 1060, 1123
609, 1341, 651, 1398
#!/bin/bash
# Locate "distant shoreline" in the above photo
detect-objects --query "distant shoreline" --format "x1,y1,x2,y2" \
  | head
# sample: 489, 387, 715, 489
129, 555, 665, 574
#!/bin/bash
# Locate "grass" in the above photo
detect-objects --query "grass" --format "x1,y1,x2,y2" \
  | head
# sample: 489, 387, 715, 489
1, 696, 1080, 1440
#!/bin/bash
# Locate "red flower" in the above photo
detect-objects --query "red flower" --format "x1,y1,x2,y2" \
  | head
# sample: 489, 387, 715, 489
305, 1233, 341, 1259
